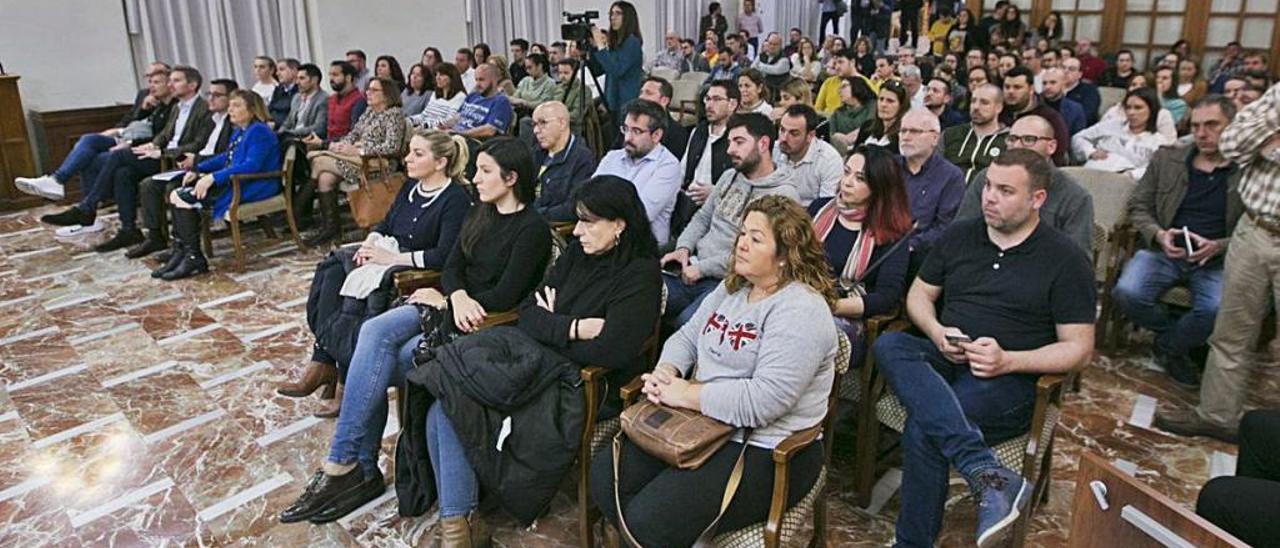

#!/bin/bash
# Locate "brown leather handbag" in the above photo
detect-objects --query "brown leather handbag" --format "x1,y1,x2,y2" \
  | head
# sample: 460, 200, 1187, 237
347, 171, 404, 228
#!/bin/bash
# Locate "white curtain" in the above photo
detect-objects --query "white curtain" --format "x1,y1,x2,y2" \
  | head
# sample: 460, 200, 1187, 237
655, 0, 713, 43
467, 0, 567, 53
125, 0, 312, 88
771, 0, 824, 42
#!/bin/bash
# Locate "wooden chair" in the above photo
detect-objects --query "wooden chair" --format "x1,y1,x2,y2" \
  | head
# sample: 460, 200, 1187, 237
670, 79, 704, 127
618, 331, 852, 548
850, 311, 914, 506
649, 67, 680, 85
210, 145, 304, 271
1060, 167, 1138, 351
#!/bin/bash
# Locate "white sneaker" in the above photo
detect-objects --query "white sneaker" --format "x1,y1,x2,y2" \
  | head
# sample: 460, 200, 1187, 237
15, 175, 65, 200
54, 218, 106, 237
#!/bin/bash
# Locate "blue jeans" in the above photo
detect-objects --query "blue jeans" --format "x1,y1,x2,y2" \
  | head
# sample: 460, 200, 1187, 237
327, 305, 422, 475
54, 133, 116, 186
872, 332, 1036, 547
427, 400, 479, 518
1113, 249, 1224, 356
662, 275, 720, 329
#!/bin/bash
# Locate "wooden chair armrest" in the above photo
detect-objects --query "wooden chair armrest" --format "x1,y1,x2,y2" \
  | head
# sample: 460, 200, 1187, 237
551, 222, 575, 240
1037, 373, 1068, 393
228, 171, 286, 184
1021, 372, 1070, 474
393, 270, 442, 296
772, 424, 822, 464
476, 309, 519, 329
581, 366, 608, 383
620, 377, 645, 406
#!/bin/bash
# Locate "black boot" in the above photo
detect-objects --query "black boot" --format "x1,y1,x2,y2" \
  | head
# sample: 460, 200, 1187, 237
293, 179, 317, 232
126, 229, 168, 259
151, 239, 185, 278
94, 227, 145, 253
303, 190, 341, 247
162, 209, 209, 280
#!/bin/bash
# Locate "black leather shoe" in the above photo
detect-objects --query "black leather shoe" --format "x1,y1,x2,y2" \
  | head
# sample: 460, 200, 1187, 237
161, 251, 209, 280
94, 228, 145, 253
307, 468, 385, 523
40, 207, 94, 227
125, 232, 168, 258
279, 468, 375, 523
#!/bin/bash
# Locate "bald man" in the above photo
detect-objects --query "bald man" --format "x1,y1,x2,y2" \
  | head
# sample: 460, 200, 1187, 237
1062, 57, 1101, 126
899, 108, 967, 273
531, 101, 597, 222
956, 115, 1095, 254
1040, 68, 1087, 137
448, 63, 513, 140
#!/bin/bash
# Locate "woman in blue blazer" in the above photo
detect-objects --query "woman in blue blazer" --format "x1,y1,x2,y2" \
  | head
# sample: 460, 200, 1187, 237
154, 89, 282, 280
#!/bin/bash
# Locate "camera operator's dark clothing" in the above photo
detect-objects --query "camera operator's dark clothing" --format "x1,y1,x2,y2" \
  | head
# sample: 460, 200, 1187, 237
589, 36, 643, 128
1197, 410, 1280, 547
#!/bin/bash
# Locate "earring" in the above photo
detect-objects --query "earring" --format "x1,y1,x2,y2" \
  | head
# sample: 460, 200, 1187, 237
614, 232, 622, 246
778, 261, 785, 267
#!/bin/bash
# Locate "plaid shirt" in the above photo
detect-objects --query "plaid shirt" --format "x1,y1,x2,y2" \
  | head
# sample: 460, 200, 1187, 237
1220, 82, 1280, 220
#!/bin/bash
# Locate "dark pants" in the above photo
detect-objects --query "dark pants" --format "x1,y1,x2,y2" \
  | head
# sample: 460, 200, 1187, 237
79, 149, 160, 230
820, 11, 840, 44
1196, 409, 1280, 547
139, 176, 180, 233
872, 331, 1037, 546
900, 8, 921, 48
589, 437, 823, 547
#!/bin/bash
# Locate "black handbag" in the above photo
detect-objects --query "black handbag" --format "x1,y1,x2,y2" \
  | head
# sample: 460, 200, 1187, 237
411, 303, 457, 368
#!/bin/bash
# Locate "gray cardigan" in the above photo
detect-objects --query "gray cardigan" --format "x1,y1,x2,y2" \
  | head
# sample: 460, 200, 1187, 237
676, 166, 799, 279
658, 281, 837, 449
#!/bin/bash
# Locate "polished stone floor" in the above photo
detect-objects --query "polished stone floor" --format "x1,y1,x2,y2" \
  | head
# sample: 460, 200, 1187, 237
0, 204, 1275, 547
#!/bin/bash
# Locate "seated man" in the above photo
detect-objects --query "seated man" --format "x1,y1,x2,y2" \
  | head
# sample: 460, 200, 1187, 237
1113, 95, 1242, 387
873, 148, 1096, 547
897, 108, 966, 272
771, 103, 841, 206
555, 58, 589, 136
41, 66, 213, 252
659, 112, 799, 327
530, 101, 597, 223
940, 83, 1008, 185
682, 80, 738, 207
956, 115, 1095, 254
924, 76, 968, 130
301, 61, 366, 151
277, 63, 328, 141
445, 63, 513, 141
16, 64, 172, 205
1040, 68, 1086, 137
128, 79, 239, 258
637, 75, 688, 160
593, 100, 682, 244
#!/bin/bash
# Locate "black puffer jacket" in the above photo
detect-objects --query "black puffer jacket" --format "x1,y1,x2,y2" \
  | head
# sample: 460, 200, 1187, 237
306, 247, 407, 377
395, 326, 584, 523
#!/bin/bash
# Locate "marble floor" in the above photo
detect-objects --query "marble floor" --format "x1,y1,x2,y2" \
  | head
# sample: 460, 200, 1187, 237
0, 203, 1276, 547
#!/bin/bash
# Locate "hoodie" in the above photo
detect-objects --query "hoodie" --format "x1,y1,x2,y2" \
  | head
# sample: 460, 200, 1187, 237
676, 165, 799, 279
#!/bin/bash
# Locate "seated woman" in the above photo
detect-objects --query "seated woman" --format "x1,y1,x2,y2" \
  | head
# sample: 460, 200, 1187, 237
788, 38, 822, 86
769, 77, 813, 122
409, 64, 467, 130
810, 145, 912, 364
152, 90, 281, 280
853, 80, 907, 152
394, 175, 663, 545
278, 137, 552, 525
278, 130, 473, 413
1072, 86, 1173, 180
830, 76, 878, 154
1176, 58, 1207, 106
736, 69, 772, 116
1097, 73, 1176, 140
305, 77, 407, 246
590, 195, 839, 547
1154, 65, 1188, 124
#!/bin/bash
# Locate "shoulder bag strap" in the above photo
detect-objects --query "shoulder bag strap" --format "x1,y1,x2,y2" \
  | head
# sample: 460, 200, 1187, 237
612, 428, 754, 548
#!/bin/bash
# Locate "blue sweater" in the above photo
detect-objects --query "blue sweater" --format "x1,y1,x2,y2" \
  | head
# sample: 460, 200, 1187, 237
196, 121, 281, 219
371, 181, 471, 270
590, 35, 643, 112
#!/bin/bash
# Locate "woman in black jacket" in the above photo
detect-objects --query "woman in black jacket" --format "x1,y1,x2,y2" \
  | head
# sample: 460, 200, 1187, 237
279, 130, 472, 410
407, 175, 661, 546
808, 145, 913, 366
277, 137, 551, 527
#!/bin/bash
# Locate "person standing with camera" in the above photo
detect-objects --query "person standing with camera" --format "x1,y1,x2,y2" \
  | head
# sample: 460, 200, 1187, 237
589, 1, 644, 136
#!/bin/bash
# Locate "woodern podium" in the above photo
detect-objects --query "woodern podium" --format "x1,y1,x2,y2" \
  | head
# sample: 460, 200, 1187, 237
0, 74, 38, 210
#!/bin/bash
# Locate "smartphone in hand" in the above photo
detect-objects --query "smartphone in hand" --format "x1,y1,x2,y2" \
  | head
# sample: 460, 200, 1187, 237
1182, 225, 1197, 256
944, 333, 973, 345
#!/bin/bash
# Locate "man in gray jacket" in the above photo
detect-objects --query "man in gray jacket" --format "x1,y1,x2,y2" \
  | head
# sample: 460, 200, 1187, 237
1115, 96, 1243, 387
660, 113, 799, 328
278, 63, 329, 141
956, 115, 1095, 255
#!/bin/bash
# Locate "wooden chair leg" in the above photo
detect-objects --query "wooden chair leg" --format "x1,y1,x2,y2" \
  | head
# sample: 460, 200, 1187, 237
578, 459, 595, 548
809, 495, 828, 547
230, 214, 244, 272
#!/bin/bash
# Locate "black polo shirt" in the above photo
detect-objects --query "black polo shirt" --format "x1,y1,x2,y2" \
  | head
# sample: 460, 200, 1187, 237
919, 218, 1095, 352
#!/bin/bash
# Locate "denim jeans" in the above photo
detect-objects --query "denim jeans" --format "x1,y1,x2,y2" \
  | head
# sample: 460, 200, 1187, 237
426, 400, 479, 518
1113, 249, 1224, 356
327, 304, 422, 475
872, 332, 1036, 547
662, 275, 720, 329
53, 133, 116, 184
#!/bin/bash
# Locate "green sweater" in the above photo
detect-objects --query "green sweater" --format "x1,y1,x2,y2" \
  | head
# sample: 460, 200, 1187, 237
830, 103, 873, 136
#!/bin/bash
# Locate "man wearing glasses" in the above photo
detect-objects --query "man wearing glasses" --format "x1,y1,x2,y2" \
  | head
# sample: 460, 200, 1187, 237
1062, 57, 1101, 126
593, 100, 683, 244
956, 114, 1095, 254
681, 81, 738, 206
530, 102, 597, 223
898, 108, 966, 274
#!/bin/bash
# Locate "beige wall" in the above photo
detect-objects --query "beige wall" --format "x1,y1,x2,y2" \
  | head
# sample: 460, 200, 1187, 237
305, 0, 470, 91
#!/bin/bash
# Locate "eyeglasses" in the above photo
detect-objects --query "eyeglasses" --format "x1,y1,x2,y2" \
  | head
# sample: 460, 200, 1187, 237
1006, 134, 1054, 146
704, 95, 730, 103
898, 128, 937, 137
207, 91, 228, 98
619, 125, 652, 137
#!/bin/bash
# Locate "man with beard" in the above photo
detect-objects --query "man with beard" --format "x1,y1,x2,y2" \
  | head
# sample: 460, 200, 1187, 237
1001, 66, 1070, 166
660, 112, 798, 328
898, 108, 965, 274
593, 100, 683, 244
1039, 67, 1086, 137
682, 81, 739, 206
940, 83, 1008, 185
445, 63, 513, 140
303, 61, 365, 149
924, 77, 968, 130
772, 104, 841, 206
872, 147, 1095, 548
957, 115, 1095, 254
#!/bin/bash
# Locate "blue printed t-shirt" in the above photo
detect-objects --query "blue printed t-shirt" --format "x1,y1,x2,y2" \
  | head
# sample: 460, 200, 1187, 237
453, 92, 513, 134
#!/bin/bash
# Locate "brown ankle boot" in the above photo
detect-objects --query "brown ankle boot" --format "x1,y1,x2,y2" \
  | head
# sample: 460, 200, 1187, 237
277, 361, 339, 398
314, 383, 343, 419
439, 510, 490, 548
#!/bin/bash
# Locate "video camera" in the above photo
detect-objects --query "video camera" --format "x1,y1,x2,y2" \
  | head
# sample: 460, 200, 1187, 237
561, 10, 599, 44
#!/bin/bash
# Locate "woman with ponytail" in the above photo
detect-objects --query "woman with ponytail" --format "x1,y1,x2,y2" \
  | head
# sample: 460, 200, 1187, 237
279, 130, 472, 414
